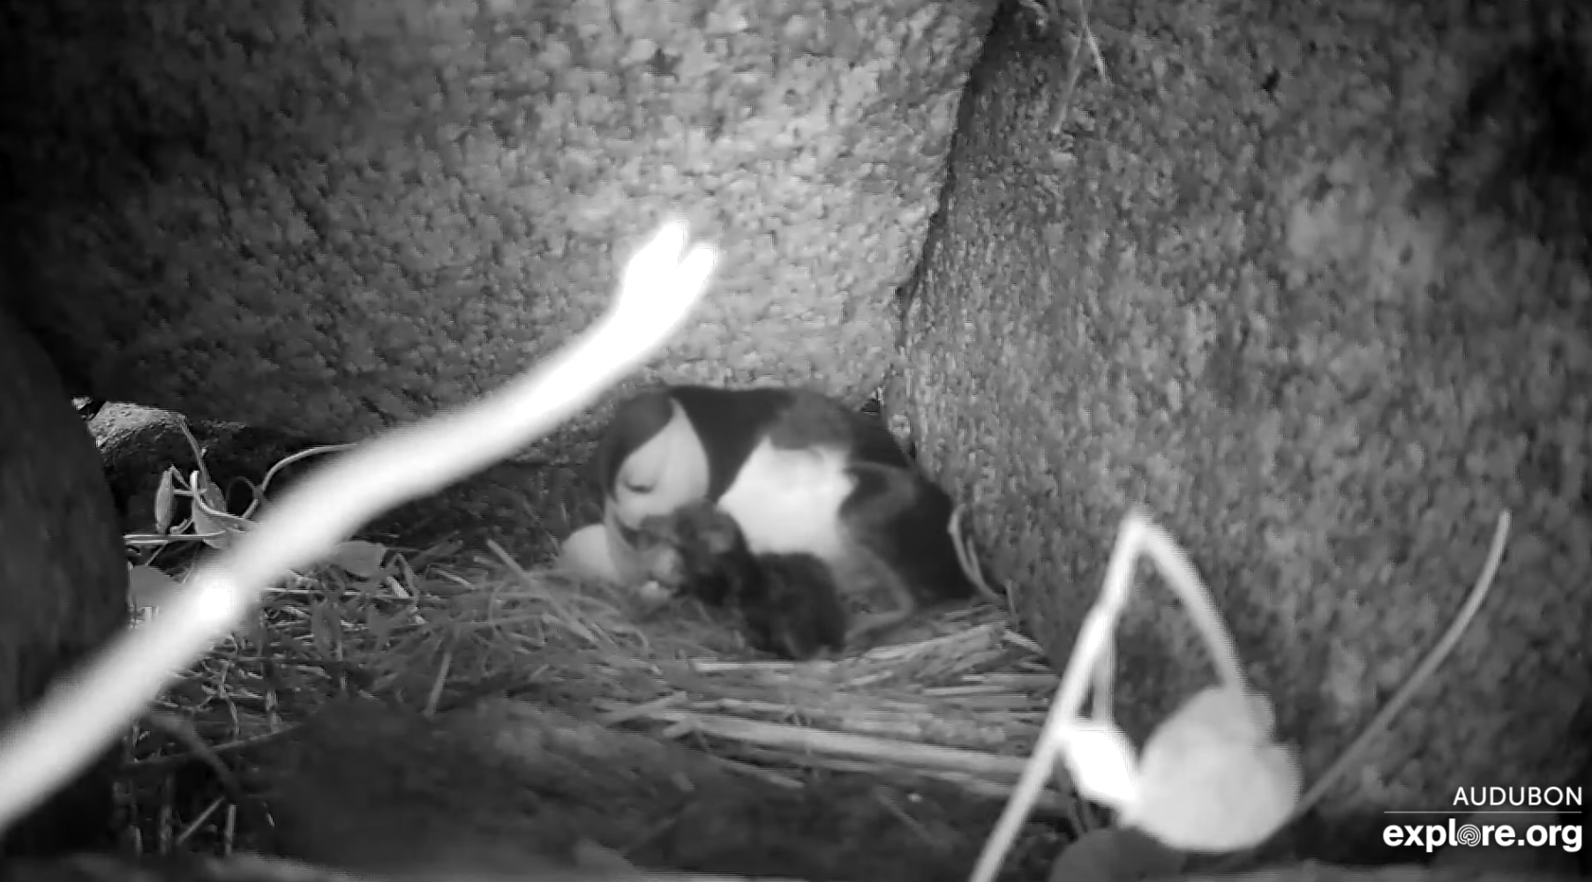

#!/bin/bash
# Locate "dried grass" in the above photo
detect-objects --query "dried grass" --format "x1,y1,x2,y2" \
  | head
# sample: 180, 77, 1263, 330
118, 532, 1079, 860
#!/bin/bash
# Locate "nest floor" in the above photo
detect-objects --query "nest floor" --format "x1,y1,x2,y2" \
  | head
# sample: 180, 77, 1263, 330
119, 517, 1088, 882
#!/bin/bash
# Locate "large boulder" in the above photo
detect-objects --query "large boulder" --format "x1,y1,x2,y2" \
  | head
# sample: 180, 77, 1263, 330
0, 309, 129, 856
0, 0, 998, 448
899, 0, 1592, 860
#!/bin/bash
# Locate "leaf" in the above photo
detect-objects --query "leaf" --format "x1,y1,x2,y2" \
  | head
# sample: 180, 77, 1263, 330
1060, 720, 1140, 810
191, 469, 225, 507
153, 469, 177, 535
325, 540, 389, 579
1048, 827, 1186, 882
190, 472, 234, 549
128, 565, 182, 609
1120, 686, 1301, 853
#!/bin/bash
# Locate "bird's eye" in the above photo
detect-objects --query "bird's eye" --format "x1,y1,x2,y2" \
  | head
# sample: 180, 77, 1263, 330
623, 480, 654, 493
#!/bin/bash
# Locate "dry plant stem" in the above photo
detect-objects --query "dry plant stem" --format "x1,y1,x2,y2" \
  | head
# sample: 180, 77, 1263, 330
965, 515, 1142, 882
256, 443, 357, 497
966, 509, 1247, 882
1291, 513, 1513, 814
1046, 0, 1108, 133
948, 506, 1007, 606
174, 796, 224, 847
488, 539, 610, 650
227, 442, 359, 524
1077, 638, 1115, 834
0, 218, 720, 835
1089, 637, 1114, 723
1049, 27, 1088, 133
964, 609, 1113, 882
1132, 517, 1247, 690
140, 711, 247, 806
1058, 0, 1107, 84
175, 418, 218, 494
1078, 0, 1108, 84
422, 647, 454, 717
644, 710, 1033, 780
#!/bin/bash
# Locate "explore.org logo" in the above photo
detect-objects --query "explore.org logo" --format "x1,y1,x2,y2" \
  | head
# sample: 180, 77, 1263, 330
1382, 786, 1583, 854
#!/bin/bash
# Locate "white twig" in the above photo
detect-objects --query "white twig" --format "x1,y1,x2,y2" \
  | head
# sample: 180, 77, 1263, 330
970, 507, 1513, 882
967, 508, 1265, 882
1132, 516, 1247, 691
0, 217, 719, 834
966, 511, 1162, 882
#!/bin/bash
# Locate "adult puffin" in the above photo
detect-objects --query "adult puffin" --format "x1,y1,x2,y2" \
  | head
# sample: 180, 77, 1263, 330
560, 384, 980, 623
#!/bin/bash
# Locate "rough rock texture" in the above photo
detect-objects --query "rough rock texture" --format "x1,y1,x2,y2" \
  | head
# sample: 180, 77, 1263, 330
898, 0, 1592, 862
0, 310, 129, 856
0, 0, 998, 448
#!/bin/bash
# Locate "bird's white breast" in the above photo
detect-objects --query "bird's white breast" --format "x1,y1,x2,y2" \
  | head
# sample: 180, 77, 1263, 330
717, 440, 855, 563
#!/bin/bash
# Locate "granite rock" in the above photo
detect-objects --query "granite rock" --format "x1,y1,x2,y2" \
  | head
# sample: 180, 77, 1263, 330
898, 0, 1592, 861
0, 0, 999, 450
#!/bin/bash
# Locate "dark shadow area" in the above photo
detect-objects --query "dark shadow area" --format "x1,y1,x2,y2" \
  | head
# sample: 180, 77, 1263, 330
1426, 9, 1592, 274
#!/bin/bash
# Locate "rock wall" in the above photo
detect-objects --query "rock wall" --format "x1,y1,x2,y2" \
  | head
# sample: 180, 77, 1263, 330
900, 0, 1592, 859
0, 309, 128, 855
0, 0, 998, 447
